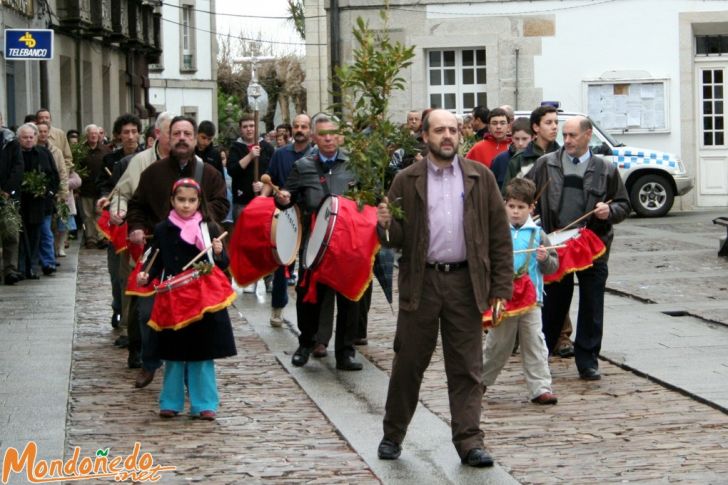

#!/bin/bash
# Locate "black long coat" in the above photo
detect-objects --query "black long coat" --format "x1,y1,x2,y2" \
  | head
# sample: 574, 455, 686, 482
4, 143, 60, 224
147, 219, 237, 362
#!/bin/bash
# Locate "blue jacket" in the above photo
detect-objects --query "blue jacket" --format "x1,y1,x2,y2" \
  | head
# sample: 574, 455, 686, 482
510, 216, 558, 304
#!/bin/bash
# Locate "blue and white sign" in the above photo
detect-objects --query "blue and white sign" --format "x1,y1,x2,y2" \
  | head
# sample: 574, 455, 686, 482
4, 29, 54, 60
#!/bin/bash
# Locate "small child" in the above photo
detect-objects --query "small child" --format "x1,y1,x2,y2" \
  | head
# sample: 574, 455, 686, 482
138, 178, 236, 420
482, 178, 559, 405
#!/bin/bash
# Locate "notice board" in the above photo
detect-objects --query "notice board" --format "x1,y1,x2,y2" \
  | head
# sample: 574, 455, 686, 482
585, 79, 669, 134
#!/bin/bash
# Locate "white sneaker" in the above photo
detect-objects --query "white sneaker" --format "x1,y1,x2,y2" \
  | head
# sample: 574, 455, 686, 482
270, 308, 284, 327
57, 248, 67, 257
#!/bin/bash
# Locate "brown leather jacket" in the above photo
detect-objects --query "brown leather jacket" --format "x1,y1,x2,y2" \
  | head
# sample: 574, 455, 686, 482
379, 157, 513, 312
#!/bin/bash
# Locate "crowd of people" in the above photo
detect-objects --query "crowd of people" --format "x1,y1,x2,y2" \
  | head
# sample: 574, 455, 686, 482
0, 102, 630, 468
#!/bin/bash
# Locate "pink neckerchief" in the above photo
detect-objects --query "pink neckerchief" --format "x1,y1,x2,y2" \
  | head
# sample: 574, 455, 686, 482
168, 210, 205, 251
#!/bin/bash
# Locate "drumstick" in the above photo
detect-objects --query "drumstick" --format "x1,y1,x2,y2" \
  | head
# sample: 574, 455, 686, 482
127, 234, 154, 241
557, 199, 613, 233
143, 248, 160, 273
513, 244, 567, 254
534, 178, 551, 203
181, 231, 229, 271
105, 166, 112, 176
260, 174, 279, 195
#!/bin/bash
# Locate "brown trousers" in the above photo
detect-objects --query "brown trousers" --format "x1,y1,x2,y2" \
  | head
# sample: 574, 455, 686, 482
383, 267, 485, 458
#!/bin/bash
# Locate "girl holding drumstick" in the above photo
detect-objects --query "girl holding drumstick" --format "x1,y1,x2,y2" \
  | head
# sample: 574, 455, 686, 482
137, 178, 236, 420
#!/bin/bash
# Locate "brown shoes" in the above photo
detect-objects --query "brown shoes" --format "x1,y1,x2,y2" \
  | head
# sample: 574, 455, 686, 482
312, 343, 328, 358
531, 392, 558, 405
159, 409, 178, 418
134, 369, 155, 389
199, 410, 216, 421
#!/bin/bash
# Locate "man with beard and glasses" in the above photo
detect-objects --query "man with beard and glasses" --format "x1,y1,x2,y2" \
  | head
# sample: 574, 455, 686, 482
126, 116, 229, 248
375, 109, 512, 467
260, 113, 313, 327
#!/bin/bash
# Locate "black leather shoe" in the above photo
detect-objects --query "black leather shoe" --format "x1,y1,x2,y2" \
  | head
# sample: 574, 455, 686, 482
25, 272, 40, 280
291, 346, 312, 367
556, 344, 575, 358
114, 335, 129, 348
110, 312, 121, 328
377, 438, 401, 460
4, 273, 20, 285
462, 448, 494, 467
42, 266, 56, 276
579, 367, 602, 381
336, 356, 363, 371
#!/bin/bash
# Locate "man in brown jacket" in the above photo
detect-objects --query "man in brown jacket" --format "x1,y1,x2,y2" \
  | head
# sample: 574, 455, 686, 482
126, 116, 229, 240
376, 109, 513, 467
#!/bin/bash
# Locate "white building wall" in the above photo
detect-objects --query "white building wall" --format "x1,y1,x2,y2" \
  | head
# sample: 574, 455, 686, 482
149, 0, 217, 123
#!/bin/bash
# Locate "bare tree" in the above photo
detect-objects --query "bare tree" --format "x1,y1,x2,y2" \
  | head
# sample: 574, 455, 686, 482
217, 31, 306, 130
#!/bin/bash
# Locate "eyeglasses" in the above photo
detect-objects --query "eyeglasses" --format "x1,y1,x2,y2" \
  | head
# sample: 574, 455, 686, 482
489, 121, 508, 126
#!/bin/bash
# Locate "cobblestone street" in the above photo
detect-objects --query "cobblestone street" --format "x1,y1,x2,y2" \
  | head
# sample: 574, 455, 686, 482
68, 250, 377, 484
4, 209, 728, 484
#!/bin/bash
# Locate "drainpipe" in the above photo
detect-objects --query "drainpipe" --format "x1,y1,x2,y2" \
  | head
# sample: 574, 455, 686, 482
514, 48, 520, 110
75, 33, 82, 130
329, 0, 341, 115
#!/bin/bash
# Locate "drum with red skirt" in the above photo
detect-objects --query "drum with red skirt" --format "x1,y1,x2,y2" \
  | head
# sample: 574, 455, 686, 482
544, 227, 606, 284
125, 247, 159, 297
229, 196, 302, 287
96, 210, 128, 254
482, 273, 537, 328
148, 266, 237, 331
302, 195, 380, 302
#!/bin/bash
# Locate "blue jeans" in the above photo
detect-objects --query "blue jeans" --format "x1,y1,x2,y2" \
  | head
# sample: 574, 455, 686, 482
39, 215, 56, 268
159, 360, 218, 414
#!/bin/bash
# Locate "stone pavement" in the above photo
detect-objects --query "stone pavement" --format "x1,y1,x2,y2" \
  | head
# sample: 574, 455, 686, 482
2, 208, 728, 484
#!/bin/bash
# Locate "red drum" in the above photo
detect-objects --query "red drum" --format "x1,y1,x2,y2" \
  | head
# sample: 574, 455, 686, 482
303, 195, 380, 302
482, 274, 537, 328
125, 253, 159, 297
229, 196, 302, 287
96, 210, 128, 254
544, 228, 606, 284
148, 266, 236, 331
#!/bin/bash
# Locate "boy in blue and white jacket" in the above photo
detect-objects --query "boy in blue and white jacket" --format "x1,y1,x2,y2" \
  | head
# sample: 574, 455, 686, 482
483, 178, 560, 404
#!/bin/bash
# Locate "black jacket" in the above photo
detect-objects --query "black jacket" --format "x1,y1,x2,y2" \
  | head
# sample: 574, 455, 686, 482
195, 144, 225, 178
282, 150, 356, 230
11, 143, 60, 224
227, 138, 274, 205
147, 219, 237, 361
0, 140, 24, 199
526, 148, 631, 257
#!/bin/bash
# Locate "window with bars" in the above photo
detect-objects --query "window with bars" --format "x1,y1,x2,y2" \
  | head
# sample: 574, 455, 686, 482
427, 48, 487, 113
180, 3, 196, 71
701, 68, 725, 147
696, 36, 728, 56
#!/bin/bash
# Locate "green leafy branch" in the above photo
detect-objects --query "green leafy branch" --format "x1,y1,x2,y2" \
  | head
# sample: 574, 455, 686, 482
22, 170, 49, 198
0, 195, 22, 239
332, 10, 415, 220
71, 136, 91, 180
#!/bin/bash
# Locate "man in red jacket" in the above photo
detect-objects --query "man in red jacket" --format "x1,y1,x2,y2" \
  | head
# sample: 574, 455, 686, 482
465, 107, 511, 168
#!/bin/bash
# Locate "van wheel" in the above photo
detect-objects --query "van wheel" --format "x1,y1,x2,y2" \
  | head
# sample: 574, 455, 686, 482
629, 174, 674, 217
